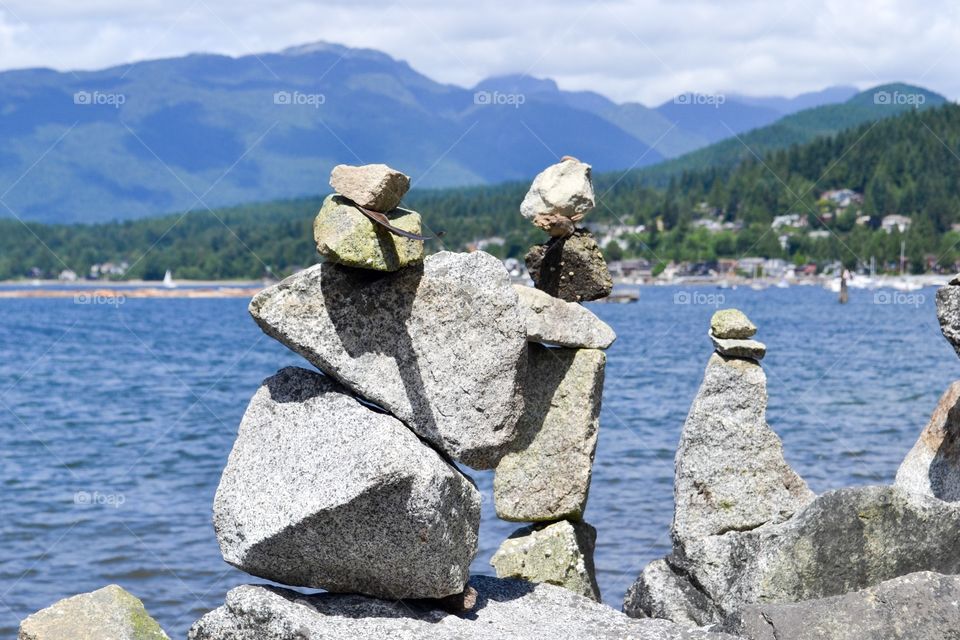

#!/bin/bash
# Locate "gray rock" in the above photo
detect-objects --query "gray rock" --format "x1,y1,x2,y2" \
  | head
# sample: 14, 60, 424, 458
895, 381, 960, 501
673, 353, 813, 542
514, 284, 616, 349
677, 486, 960, 618
249, 251, 527, 470
329, 163, 410, 212
936, 285, 960, 358
19, 584, 169, 640
709, 309, 757, 339
313, 194, 424, 272
525, 230, 613, 303
520, 158, 595, 237
623, 559, 721, 627
722, 571, 960, 640
491, 520, 601, 602
494, 344, 604, 522
214, 367, 480, 599
188, 576, 737, 640
709, 333, 766, 360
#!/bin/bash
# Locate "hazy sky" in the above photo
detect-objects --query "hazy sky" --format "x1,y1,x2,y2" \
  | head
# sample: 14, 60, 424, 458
0, 0, 957, 104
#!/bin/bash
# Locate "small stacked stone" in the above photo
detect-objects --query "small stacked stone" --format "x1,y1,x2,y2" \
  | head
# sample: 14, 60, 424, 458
489, 284, 617, 602
521, 158, 613, 302
709, 308, 766, 361
315, 163, 423, 271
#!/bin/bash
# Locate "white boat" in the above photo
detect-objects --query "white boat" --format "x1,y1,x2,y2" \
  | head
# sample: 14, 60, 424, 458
889, 278, 923, 292
825, 278, 842, 293
775, 279, 790, 289
162, 270, 176, 289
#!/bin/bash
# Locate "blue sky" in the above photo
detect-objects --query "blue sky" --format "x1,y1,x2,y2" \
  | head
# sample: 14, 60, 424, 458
0, 0, 957, 104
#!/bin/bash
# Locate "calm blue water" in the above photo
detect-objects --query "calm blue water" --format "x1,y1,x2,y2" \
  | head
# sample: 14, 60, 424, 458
0, 285, 953, 637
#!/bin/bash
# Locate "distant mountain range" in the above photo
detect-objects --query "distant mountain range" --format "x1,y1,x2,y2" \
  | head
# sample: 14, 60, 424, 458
0, 40, 947, 224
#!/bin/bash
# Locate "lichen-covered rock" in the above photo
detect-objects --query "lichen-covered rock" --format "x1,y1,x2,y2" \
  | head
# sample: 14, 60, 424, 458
709, 334, 766, 361
677, 486, 960, 618
329, 163, 410, 212
18, 584, 169, 640
520, 158, 595, 237
491, 520, 601, 602
895, 381, 960, 501
495, 345, 604, 522
314, 194, 423, 271
623, 559, 721, 627
709, 309, 757, 339
722, 571, 960, 640
188, 577, 737, 640
249, 251, 527, 470
673, 353, 813, 542
214, 367, 480, 599
514, 285, 616, 349
525, 230, 613, 302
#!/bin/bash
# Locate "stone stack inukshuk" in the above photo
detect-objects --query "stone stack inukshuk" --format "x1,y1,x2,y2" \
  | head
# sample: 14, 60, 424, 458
488, 158, 617, 602
206, 161, 618, 615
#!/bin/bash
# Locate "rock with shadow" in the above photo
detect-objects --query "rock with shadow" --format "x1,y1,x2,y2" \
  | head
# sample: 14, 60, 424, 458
249, 251, 528, 470
895, 380, 960, 501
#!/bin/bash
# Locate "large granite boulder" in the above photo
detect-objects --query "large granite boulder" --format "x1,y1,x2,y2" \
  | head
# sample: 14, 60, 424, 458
188, 576, 736, 640
495, 345, 604, 522
329, 163, 410, 212
18, 585, 169, 640
214, 367, 481, 599
514, 285, 616, 349
936, 284, 960, 358
895, 381, 960, 501
722, 571, 960, 640
249, 251, 527, 469
673, 353, 813, 542
491, 520, 601, 602
525, 230, 613, 303
520, 158, 595, 237
314, 194, 424, 271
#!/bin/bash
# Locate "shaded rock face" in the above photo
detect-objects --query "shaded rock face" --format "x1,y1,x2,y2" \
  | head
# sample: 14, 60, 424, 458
525, 230, 613, 303
188, 577, 737, 640
19, 584, 169, 640
673, 353, 813, 542
249, 251, 527, 470
709, 334, 766, 361
329, 163, 410, 212
520, 158, 595, 238
213, 367, 480, 599
494, 345, 604, 522
722, 571, 960, 640
936, 285, 960, 359
677, 486, 960, 618
895, 381, 960, 501
314, 194, 423, 271
623, 559, 721, 628
514, 285, 616, 349
491, 520, 601, 602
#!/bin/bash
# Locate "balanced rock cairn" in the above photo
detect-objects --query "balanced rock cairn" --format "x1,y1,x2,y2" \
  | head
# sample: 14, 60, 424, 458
189, 163, 655, 638
523, 157, 613, 302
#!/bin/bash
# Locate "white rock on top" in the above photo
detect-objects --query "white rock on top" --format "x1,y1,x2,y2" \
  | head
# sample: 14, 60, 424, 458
520, 157, 595, 236
329, 163, 411, 213
214, 367, 481, 599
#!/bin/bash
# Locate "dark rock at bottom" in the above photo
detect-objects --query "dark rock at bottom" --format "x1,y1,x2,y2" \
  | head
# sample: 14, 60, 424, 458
525, 229, 613, 302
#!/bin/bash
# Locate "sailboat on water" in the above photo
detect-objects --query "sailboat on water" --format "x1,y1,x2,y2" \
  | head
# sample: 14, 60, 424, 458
162, 270, 176, 289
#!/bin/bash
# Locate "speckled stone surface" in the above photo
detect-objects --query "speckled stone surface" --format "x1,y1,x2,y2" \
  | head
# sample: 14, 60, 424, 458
709, 309, 757, 339
18, 585, 169, 640
329, 163, 410, 212
314, 194, 423, 271
249, 251, 527, 470
895, 380, 960, 501
188, 576, 737, 640
213, 367, 480, 599
514, 285, 616, 349
709, 334, 767, 360
525, 230, 613, 302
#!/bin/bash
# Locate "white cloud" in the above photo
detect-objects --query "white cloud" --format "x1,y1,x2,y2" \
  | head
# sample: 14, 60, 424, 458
0, 0, 956, 104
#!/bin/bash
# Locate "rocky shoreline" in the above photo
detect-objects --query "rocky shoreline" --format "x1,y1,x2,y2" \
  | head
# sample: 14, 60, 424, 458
17, 161, 960, 640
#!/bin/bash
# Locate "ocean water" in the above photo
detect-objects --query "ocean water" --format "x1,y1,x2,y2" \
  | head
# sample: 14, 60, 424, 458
0, 284, 952, 637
